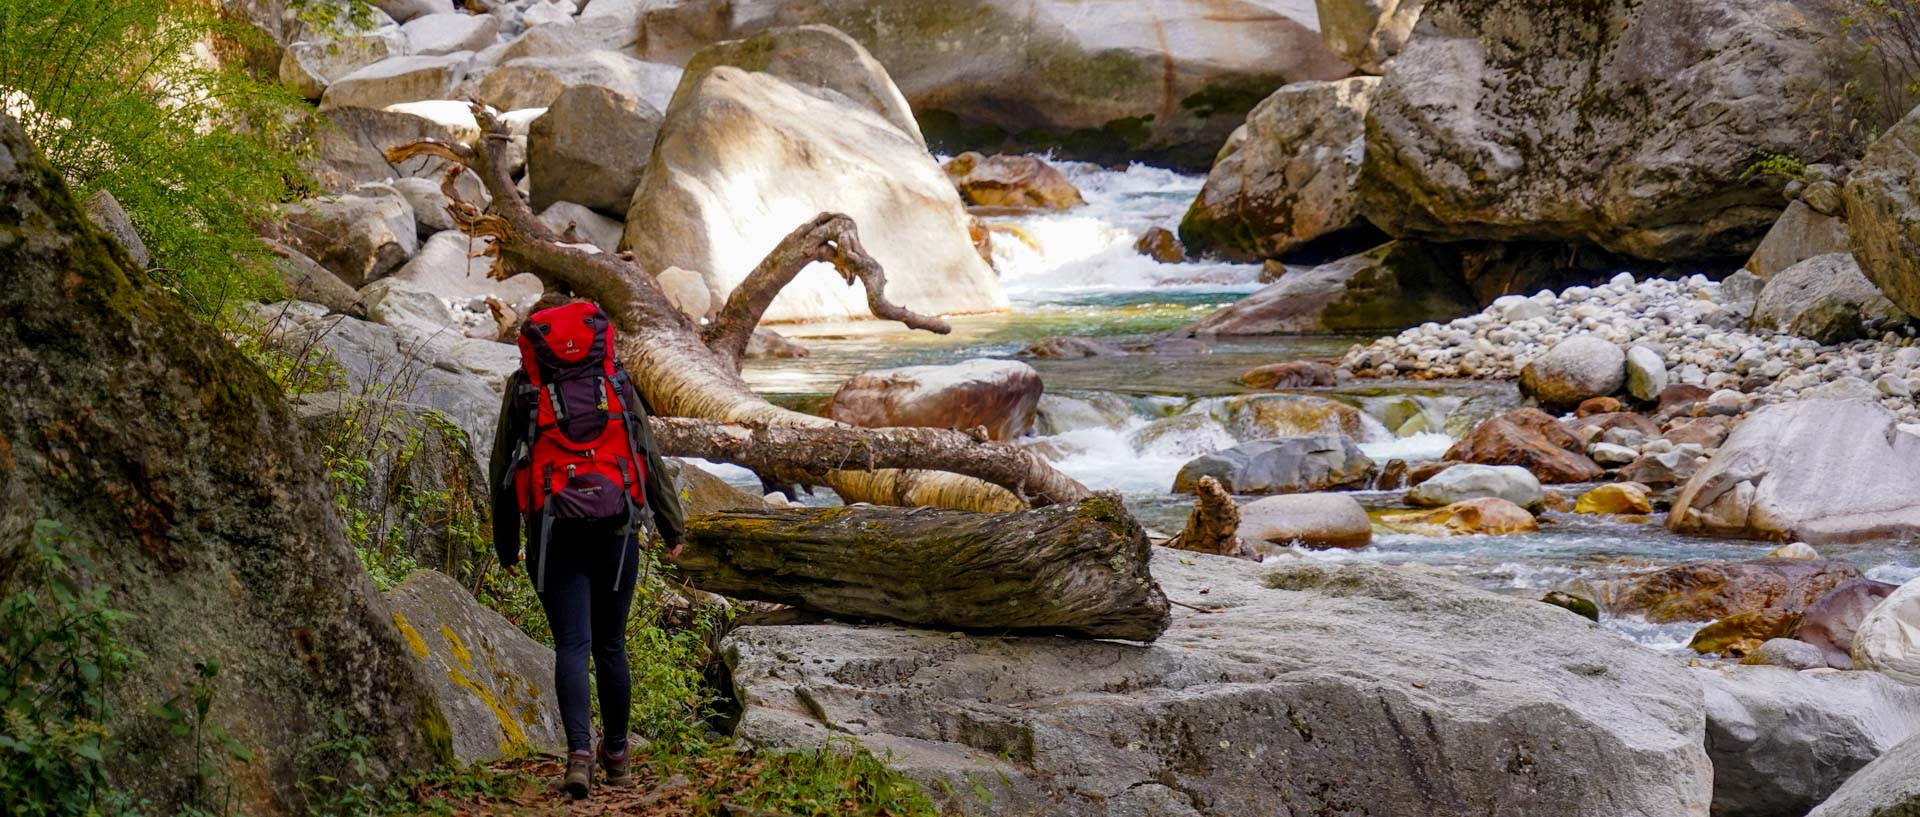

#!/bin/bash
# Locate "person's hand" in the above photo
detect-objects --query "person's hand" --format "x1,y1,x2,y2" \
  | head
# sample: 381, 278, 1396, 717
663, 541, 685, 561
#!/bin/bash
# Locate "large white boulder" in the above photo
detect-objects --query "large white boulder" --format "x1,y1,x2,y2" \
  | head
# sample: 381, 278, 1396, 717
622, 66, 1005, 322
471, 52, 682, 112
729, 555, 1713, 816
636, 0, 1350, 169
1668, 400, 1920, 543
400, 12, 499, 56
1696, 665, 1920, 817
674, 25, 924, 147
1855, 579, 1920, 686
319, 52, 474, 111
1405, 463, 1545, 511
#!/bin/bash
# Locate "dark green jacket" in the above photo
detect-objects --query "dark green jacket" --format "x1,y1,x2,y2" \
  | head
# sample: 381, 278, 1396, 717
486, 369, 686, 569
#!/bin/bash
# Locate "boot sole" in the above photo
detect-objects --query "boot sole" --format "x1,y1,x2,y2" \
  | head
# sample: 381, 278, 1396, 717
563, 780, 591, 800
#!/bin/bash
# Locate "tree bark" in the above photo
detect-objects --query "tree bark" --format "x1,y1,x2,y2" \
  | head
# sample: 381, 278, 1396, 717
676, 496, 1171, 642
388, 111, 1089, 512
1165, 475, 1252, 559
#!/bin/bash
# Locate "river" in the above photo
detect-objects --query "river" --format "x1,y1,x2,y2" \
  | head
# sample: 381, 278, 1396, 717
724, 159, 1920, 653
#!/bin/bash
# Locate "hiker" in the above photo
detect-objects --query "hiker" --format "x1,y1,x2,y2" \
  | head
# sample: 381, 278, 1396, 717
488, 297, 686, 800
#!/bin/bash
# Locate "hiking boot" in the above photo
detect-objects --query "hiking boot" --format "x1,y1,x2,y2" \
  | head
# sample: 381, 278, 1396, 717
562, 751, 593, 799
598, 743, 633, 787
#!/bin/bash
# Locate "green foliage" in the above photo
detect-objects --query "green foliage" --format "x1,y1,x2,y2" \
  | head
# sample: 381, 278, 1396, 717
0, 521, 137, 817
0, 0, 310, 318
1741, 151, 1810, 181
1834, 0, 1920, 136
144, 659, 252, 817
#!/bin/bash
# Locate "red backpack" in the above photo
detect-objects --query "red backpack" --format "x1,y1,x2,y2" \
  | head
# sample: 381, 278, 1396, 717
509, 302, 649, 586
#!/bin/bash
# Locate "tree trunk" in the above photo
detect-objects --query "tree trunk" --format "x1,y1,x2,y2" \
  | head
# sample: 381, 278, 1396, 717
675, 496, 1171, 642
1165, 475, 1253, 559
389, 113, 1086, 512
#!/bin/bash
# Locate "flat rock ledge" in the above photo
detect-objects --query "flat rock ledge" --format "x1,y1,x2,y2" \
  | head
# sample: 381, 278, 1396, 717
726, 551, 1712, 817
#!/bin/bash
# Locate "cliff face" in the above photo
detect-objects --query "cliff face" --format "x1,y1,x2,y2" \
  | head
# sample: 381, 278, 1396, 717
0, 112, 448, 814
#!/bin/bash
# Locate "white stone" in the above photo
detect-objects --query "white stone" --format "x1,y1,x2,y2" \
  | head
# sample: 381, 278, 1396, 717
1855, 579, 1920, 686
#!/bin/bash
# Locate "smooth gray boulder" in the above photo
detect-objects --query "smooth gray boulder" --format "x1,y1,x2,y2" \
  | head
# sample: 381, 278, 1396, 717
1751, 253, 1908, 343
1668, 400, 1920, 544
1854, 579, 1920, 686
265, 239, 360, 314
729, 554, 1713, 816
1626, 345, 1669, 402
273, 313, 499, 455
1747, 200, 1851, 280
1237, 493, 1373, 550
1697, 665, 1920, 817
304, 105, 477, 191
1183, 241, 1476, 335
527, 85, 661, 214
319, 52, 474, 111
1361, 0, 1846, 262
1178, 77, 1378, 261
472, 52, 682, 112
280, 24, 408, 101
675, 24, 925, 147
82, 189, 150, 268
400, 12, 498, 56
538, 201, 625, 253
1406, 463, 1545, 511
276, 188, 419, 287
387, 569, 563, 764
1520, 335, 1627, 410
1806, 731, 1920, 816
1172, 434, 1374, 495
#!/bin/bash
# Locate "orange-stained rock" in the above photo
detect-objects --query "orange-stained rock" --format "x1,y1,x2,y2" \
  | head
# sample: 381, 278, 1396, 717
1445, 409, 1604, 483
1577, 396, 1622, 417
1575, 483, 1653, 515
1688, 609, 1800, 656
1134, 227, 1185, 263
828, 358, 1043, 442
1382, 497, 1539, 536
1599, 558, 1863, 624
944, 152, 1085, 210
1238, 361, 1338, 389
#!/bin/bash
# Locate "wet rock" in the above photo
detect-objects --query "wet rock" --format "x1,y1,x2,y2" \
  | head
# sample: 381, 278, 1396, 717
1173, 434, 1374, 495
1405, 463, 1544, 511
1375, 458, 1409, 490
624, 66, 1004, 322
1853, 579, 1920, 685
1543, 590, 1601, 621
1016, 336, 1127, 359
1133, 227, 1184, 263
1185, 240, 1476, 335
1576, 483, 1652, 515
1382, 497, 1539, 536
728, 554, 1713, 816
1805, 732, 1920, 816
1189, 394, 1371, 442
1315, 0, 1425, 74
1237, 361, 1337, 390
1698, 665, 1920, 817
1690, 609, 1800, 657
1520, 335, 1626, 411
675, 25, 924, 146
744, 329, 810, 360
528, 85, 662, 215
1179, 77, 1377, 260
1751, 253, 1909, 344
473, 52, 681, 112
1446, 408, 1605, 484
1669, 400, 1920, 543
320, 53, 474, 111
943, 152, 1084, 211
1746, 200, 1852, 280
1739, 638, 1827, 671
1796, 579, 1899, 670
1361, 0, 1844, 262
1846, 102, 1920, 320
275, 188, 419, 287
1600, 559, 1863, 624
1238, 493, 1373, 550
828, 359, 1043, 442
385, 570, 564, 764
1618, 450, 1705, 489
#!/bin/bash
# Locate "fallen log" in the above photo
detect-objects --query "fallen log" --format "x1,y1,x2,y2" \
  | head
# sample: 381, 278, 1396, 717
676, 495, 1171, 642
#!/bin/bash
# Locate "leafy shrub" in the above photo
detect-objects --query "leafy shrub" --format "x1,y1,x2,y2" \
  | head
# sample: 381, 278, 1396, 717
1834, 0, 1920, 135
0, 0, 310, 318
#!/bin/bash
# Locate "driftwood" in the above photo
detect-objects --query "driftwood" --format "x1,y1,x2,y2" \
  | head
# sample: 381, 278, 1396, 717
676, 496, 1172, 642
387, 109, 1089, 512
1165, 476, 1253, 559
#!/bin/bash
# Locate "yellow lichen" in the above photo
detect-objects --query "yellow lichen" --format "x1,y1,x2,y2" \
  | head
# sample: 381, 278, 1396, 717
441, 625, 474, 671
393, 613, 430, 659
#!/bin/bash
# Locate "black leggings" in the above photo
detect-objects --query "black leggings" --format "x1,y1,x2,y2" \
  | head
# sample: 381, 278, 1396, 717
532, 518, 638, 754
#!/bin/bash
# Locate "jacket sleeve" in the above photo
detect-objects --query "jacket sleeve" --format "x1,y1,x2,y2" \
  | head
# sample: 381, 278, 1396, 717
624, 381, 686, 549
488, 371, 525, 568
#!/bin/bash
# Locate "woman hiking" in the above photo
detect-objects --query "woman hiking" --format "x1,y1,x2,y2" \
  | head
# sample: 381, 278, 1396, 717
488, 296, 687, 800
